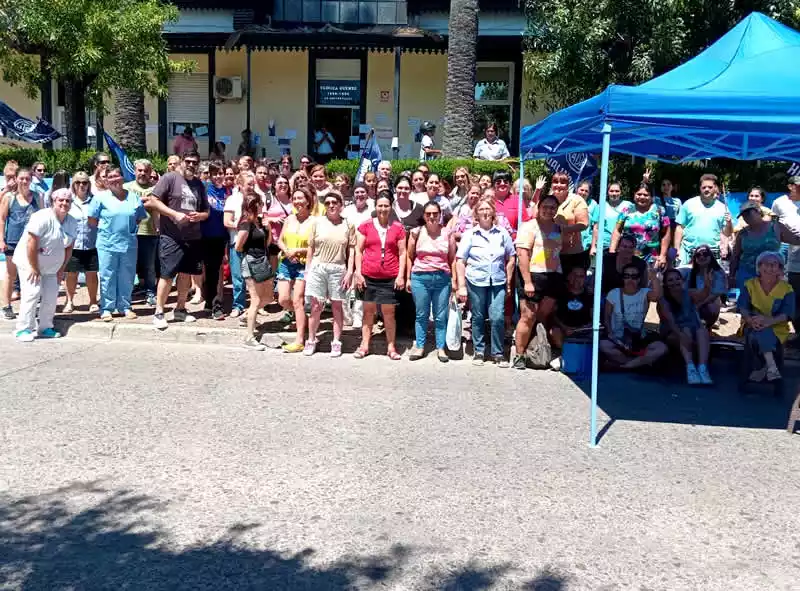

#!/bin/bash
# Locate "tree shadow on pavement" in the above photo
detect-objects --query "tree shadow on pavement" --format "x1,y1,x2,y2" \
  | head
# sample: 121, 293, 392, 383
571, 351, 795, 442
0, 482, 545, 591
0, 481, 411, 591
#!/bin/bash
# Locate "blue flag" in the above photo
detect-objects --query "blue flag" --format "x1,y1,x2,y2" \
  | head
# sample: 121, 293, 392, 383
103, 131, 135, 182
0, 101, 61, 143
355, 130, 382, 183
545, 151, 598, 186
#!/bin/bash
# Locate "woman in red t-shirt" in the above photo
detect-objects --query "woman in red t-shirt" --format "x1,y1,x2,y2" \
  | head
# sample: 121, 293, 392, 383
353, 190, 407, 360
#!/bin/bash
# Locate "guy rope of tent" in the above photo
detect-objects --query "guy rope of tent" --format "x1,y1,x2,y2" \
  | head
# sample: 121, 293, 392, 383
517, 12, 800, 446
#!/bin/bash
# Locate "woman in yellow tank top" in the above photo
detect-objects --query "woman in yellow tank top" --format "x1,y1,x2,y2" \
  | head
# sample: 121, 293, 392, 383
277, 187, 315, 352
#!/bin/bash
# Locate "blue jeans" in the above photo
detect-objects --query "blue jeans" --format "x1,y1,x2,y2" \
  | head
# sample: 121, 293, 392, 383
466, 281, 505, 356
410, 271, 451, 349
98, 247, 137, 314
136, 235, 158, 296
228, 245, 246, 312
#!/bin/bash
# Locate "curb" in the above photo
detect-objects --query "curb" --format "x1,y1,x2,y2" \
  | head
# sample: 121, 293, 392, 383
53, 318, 415, 354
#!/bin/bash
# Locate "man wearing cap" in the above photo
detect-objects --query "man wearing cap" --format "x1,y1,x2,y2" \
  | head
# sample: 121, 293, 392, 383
770, 176, 800, 331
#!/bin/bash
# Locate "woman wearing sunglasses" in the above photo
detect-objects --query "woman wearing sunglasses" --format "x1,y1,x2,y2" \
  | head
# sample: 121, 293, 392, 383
88, 168, 147, 321
406, 200, 456, 362
600, 263, 667, 369
304, 191, 355, 357
63, 172, 100, 314
680, 244, 727, 327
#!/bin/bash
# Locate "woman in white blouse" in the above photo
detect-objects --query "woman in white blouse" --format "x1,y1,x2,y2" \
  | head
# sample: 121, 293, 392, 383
473, 123, 510, 161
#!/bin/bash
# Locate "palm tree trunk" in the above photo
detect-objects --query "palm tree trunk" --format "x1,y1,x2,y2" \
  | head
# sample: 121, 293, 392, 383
442, 0, 479, 158
63, 78, 88, 150
113, 88, 146, 153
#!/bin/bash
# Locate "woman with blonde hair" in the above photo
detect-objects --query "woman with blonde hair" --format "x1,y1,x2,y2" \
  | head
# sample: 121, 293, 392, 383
290, 170, 309, 193
63, 171, 99, 313
277, 187, 314, 352
449, 166, 470, 210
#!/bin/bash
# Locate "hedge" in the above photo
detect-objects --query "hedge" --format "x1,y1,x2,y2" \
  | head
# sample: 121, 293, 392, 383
0, 148, 792, 194
0, 148, 170, 175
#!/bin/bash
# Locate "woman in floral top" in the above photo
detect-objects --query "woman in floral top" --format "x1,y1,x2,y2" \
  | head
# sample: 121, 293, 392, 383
611, 183, 671, 269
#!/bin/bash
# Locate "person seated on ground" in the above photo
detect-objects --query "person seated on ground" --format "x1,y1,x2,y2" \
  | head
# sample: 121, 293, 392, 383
550, 266, 593, 371
738, 251, 795, 382
657, 269, 713, 385
729, 200, 781, 292
600, 263, 667, 369
600, 233, 647, 297
679, 244, 727, 327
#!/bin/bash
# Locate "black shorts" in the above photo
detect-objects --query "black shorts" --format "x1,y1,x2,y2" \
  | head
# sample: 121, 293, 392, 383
360, 276, 399, 305
268, 243, 281, 257
65, 248, 99, 273
517, 270, 563, 303
3, 244, 16, 257
560, 250, 591, 273
159, 235, 203, 279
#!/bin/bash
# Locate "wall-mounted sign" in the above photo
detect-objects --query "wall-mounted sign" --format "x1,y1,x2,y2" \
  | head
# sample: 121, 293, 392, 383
317, 80, 361, 106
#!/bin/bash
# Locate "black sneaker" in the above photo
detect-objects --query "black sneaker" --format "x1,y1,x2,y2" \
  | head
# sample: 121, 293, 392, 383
512, 354, 527, 370
2, 306, 15, 320
472, 353, 485, 366
212, 303, 225, 321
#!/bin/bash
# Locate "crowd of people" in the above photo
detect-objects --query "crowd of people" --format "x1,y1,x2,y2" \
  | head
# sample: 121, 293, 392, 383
1, 151, 797, 386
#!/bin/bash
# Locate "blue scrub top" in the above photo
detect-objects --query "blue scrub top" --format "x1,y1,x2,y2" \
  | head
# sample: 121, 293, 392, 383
90, 190, 147, 253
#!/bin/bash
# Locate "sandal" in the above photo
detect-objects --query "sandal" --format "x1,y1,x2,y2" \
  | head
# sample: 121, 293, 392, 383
353, 348, 369, 359
387, 350, 401, 361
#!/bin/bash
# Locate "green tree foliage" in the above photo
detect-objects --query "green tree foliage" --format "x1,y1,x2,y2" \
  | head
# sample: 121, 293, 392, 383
0, 0, 193, 148
524, 0, 800, 112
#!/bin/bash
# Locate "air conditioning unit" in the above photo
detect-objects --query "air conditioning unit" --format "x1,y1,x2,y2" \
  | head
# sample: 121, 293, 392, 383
214, 76, 243, 100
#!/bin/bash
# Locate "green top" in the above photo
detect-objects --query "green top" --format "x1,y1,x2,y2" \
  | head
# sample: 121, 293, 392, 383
123, 180, 156, 236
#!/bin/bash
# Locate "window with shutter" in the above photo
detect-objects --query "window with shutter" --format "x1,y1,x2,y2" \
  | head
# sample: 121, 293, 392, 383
167, 74, 210, 137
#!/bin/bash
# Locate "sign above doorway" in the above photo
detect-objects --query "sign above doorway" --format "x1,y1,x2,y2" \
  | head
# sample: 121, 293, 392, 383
317, 80, 361, 106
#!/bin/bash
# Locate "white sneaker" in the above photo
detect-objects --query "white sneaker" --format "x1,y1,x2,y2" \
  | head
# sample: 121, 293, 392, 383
686, 364, 701, 385
15, 329, 35, 342
697, 364, 713, 385
549, 356, 562, 371
152, 312, 168, 330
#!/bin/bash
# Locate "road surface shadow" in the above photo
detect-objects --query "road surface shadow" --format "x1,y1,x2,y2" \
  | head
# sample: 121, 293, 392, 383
0, 481, 570, 590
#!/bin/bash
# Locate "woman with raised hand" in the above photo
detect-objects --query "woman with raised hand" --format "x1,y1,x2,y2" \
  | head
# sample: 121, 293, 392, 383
0, 167, 41, 320
235, 193, 273, 351
89, 167, 147, 321
13, 189, 76, 342
658, 268, 713, 385
353, 190, 407, 360
600, 264, 667, 369
738, 251, 795, 382
277, 187, 314, 353
304, 190, 355, 358
455, 197, 516, 366
63, 172, 99, 314
611, 182, 671, 269
407, 200, 456, 362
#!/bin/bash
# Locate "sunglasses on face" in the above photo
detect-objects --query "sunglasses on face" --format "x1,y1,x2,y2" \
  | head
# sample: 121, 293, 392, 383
695, 251, 711, 259
35, 168, 45, 173
622, 273, 640, 280
75, 181, 89, 186
324, 200, 340, 207
424, 212, 439, 217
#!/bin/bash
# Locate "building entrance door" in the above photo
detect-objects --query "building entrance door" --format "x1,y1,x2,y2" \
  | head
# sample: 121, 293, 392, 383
313, 106, 359, 161
311, 57, 364, 162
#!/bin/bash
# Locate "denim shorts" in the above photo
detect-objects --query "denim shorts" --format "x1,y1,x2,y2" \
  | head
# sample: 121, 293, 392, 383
276, 258, 305, 282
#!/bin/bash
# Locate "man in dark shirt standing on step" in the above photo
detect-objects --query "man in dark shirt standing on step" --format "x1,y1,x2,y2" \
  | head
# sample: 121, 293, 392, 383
143, 151, 209, 330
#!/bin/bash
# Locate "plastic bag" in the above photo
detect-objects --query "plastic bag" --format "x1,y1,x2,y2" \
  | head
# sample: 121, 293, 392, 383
446, 295, 462, 351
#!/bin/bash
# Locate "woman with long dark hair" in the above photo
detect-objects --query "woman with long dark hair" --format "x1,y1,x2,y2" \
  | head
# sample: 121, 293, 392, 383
611, 182, 671, 269
681, 243, 727, 327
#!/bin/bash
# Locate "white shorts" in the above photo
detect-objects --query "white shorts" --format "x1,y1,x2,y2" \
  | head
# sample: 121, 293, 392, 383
305, 262, 347, 301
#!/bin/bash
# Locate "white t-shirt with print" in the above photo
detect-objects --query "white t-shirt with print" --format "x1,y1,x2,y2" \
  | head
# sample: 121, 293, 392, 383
223, 191, 244, 245
606, 287, 650, 341
13, 208, 77, 274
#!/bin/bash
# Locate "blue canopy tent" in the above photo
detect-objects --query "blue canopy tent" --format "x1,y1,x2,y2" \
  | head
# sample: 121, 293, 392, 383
518, 12, 800, 446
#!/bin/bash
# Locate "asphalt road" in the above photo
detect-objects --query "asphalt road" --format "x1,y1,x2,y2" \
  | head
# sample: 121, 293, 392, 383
0, 337, 798, 590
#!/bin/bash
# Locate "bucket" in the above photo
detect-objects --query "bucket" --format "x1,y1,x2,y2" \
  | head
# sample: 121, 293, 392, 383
561, 339, 593, 380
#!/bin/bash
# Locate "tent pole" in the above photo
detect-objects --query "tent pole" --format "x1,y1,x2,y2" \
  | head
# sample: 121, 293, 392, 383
590, 123, 612, 448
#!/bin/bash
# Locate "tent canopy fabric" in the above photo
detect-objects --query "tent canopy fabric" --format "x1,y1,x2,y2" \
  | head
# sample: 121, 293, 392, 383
520, 12, 800, 162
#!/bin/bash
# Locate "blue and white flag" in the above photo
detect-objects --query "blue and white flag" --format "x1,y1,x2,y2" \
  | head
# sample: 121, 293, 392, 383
355, 130, 382, 183
0, 101, 61, 143
545, 151, 598, 186
787, 162, 800, 177
103, 131, 135, 182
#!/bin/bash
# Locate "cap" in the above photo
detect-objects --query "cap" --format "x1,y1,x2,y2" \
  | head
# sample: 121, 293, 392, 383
789, 175, 800, 185
738, 200, 762, 217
